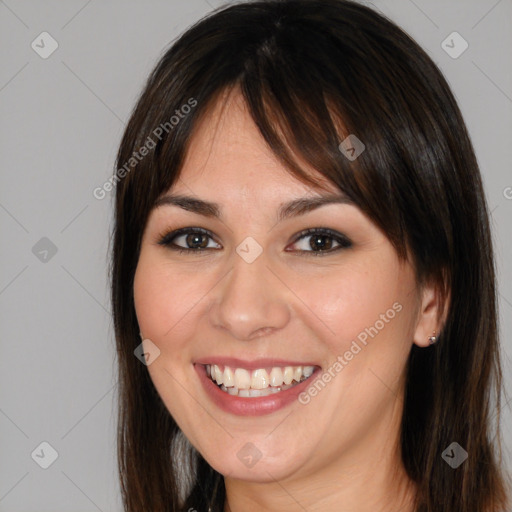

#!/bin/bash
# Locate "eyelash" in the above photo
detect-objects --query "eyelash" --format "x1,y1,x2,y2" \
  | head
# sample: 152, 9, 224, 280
156, 227, 352, 256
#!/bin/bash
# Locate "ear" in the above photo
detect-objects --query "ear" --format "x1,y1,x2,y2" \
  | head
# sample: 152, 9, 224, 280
413, 279, 450, 348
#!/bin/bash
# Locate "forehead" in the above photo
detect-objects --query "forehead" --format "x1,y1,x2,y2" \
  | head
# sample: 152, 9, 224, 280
172, 89, 337, 199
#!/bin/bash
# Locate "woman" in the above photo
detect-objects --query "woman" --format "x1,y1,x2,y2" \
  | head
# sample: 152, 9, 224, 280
110, 0, 510, 510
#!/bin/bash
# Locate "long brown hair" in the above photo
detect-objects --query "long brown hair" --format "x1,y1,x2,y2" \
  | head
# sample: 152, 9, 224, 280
110, 1, 510, 510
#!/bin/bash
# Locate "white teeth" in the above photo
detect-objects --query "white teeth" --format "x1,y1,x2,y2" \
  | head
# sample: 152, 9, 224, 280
223, 366, 234, 387
283, 366, 294, 385
213, 365, 223, 385
269, 367, 284, 387
303, 366, 314, 378
234, 368, 251, 390
206, 363, 317, 397
220, 384, 289, 397
251, 369, 269, 389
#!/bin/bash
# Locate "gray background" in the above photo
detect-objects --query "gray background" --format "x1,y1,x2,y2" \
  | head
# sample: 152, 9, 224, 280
0, 0, 511, 510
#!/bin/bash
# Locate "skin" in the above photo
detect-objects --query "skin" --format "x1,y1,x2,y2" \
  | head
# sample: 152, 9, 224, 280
133, 89, 444, 512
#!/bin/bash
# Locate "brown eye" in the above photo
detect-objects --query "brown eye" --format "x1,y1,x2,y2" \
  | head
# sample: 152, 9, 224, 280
184, 232, 209, 249
288, 228, 352, 256
158, 227, 220, 253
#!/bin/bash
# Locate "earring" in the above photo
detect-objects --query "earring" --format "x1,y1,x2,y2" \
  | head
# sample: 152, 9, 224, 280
428, 331, 437, 345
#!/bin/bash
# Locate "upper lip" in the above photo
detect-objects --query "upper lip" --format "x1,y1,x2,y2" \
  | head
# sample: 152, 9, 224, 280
194, 356, 320, 370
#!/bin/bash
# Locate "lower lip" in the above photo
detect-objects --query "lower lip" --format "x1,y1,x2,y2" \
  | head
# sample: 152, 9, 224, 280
195, 364, 318, 416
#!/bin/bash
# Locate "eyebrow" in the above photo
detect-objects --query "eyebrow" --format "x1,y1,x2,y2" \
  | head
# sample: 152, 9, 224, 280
154, 192, 353, 222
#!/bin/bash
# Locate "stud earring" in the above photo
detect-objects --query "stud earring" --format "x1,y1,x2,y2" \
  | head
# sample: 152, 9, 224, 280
428, 331, 437, 345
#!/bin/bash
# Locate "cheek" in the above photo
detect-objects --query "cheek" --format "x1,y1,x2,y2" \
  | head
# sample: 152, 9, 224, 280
295, 256, 418, 423
133, 253, 203, 347
133, 259, 168, 339
133, 253, 205, 434
301, 260, 412, 353
295, 264, 416, 438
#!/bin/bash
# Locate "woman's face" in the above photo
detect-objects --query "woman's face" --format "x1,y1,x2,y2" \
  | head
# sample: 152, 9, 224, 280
133, 91, 429, 484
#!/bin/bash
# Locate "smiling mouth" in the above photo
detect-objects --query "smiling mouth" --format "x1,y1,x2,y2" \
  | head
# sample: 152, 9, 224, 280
205, 364, 317, 397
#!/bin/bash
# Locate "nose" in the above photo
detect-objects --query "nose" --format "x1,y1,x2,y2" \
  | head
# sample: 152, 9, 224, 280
208, 247, 291, 341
